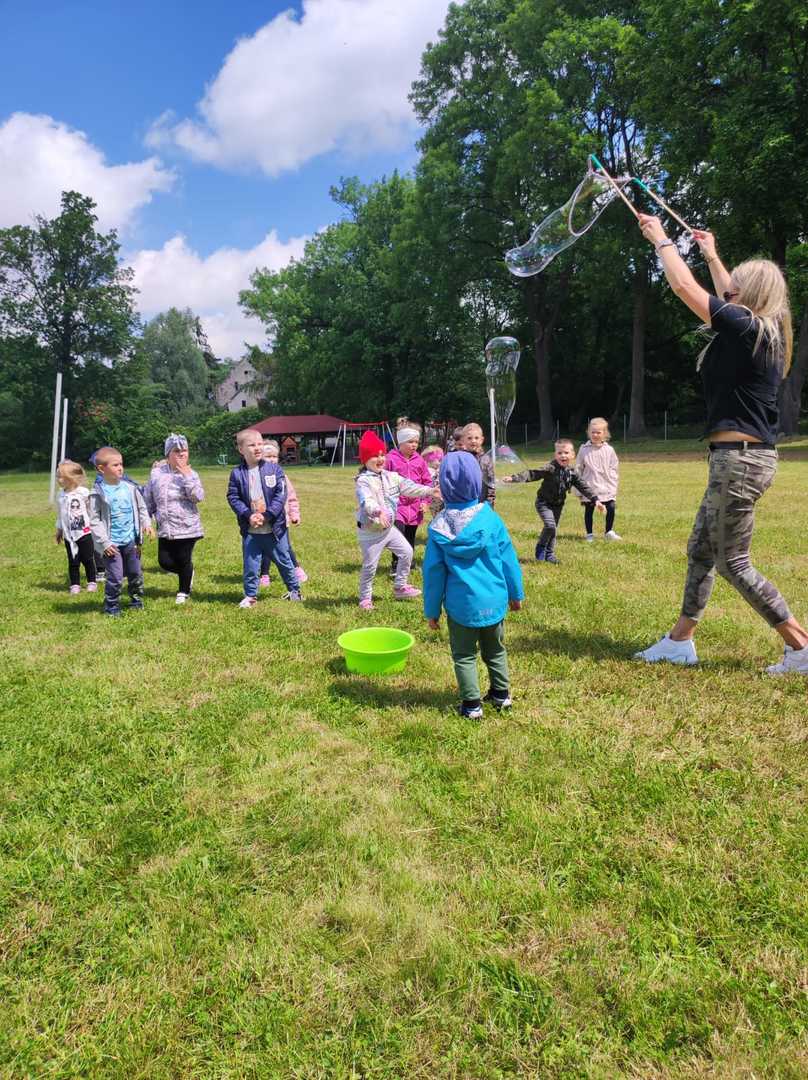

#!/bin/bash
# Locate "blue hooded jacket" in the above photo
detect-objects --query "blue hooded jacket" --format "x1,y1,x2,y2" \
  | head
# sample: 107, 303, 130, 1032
423, 453, 524, 626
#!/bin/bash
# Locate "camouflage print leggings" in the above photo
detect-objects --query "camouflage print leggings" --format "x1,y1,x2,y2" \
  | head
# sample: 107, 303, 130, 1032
681, 447, 790, 627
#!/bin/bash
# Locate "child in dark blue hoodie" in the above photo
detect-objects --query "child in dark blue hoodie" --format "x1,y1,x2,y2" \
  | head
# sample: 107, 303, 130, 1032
423, 452, 524, 718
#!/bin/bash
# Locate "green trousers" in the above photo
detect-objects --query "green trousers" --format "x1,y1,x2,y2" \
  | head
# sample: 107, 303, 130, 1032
447, 617, 510, 702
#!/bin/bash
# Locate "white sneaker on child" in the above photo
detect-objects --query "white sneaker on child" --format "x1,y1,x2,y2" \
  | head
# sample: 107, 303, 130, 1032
584, 533, 595, 543
175, 592, 188, 605
69, 585, 81, 595
605, 530, 622, 541
86, 582, 98, 592
766, 644, 808, 676
238, 596, 257, 609
634, 635, 698, 666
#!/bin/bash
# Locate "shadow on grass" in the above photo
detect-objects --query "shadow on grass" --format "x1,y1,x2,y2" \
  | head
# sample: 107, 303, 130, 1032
509, 626, 753, 672
507, 626, 640, 660
329, 675, 455, 710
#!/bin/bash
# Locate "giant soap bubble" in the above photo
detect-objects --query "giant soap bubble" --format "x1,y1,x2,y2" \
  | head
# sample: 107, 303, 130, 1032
485, 335, 527, 482
506, 167, 632, 277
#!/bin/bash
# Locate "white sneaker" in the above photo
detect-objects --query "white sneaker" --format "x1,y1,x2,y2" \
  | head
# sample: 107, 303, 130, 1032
238, 596, 257, 609
766, 644, 808, 676
605, 530, 622, 541
584, 533, 595, 543
175, 592, 188, 605
634, 634, 698, 666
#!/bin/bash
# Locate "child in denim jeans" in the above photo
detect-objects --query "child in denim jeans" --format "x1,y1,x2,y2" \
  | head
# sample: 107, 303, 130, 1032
88, 447, 154, 616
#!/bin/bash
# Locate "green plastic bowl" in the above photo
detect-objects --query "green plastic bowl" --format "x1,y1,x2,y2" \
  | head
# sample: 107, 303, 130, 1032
337, 626, 415, 675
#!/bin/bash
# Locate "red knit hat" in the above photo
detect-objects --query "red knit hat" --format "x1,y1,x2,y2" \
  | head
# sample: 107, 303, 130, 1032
359, 430, 386, 463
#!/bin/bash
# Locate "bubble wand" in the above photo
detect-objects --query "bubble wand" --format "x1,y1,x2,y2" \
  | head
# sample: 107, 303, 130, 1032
631, 177, 693, 234
589, 154, 640, 220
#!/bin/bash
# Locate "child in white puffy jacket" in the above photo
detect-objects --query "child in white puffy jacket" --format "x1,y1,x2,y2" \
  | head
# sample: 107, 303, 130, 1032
354, 431, 435, 610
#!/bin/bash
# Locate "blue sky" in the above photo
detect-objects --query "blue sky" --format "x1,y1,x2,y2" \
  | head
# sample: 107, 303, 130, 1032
0, 0, 451, 356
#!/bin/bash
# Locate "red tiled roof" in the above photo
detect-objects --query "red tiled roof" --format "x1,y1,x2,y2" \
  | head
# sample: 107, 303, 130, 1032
250, 414, 349, 436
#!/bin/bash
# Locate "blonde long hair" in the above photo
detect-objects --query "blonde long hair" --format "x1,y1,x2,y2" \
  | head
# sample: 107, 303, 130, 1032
699, 259, 793, 375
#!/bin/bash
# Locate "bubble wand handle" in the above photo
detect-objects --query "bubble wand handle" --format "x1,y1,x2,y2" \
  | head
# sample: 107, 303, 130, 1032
488, 387, 497, 482
632, 177, 693, 234
589, 154, 640, 220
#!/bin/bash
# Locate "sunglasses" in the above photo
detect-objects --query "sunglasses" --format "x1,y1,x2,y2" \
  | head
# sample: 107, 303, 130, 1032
723, 290, 739, 302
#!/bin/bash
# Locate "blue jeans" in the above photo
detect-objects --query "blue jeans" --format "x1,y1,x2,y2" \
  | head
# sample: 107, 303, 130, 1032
242, 532, 298, 597
104, 541, 144, 612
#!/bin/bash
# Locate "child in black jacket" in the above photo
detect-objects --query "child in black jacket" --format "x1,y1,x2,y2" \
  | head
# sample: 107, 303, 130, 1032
504, 439, 602, 563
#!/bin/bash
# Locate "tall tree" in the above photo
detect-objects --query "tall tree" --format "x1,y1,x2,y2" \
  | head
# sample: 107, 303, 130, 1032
411, 0, 656, 438
138, 307, 215, 422
0, 190, 137, 393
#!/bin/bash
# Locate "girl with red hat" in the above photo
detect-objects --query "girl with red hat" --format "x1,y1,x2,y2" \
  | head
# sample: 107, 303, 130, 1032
355, 430, 436, 610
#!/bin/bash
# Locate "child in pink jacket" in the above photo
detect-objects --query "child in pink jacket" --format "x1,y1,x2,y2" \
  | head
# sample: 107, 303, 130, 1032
385, 421, 433, 572
576, 417, 621, 541
259, 440, 308, 586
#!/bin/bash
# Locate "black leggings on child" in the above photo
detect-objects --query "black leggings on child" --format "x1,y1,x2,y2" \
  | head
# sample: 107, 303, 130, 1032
158, 537, 199, 594
584, 500, 615, 534
67, 534, 97, 587
391, 522, 418, 571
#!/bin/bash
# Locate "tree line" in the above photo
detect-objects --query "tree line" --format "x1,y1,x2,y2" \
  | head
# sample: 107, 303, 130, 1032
242, 0, 808, 438
2, 0, 806, 467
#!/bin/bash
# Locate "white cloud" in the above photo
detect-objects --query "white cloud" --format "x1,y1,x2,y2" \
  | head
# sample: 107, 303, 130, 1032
0, 112, 174, 232
147, 0, 452, 175
127, 230, 309, 359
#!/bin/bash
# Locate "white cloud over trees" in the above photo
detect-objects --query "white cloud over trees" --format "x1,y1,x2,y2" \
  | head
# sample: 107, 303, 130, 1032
146, 0, 452, 175
0, 113, 174, 232
127, 231, 309, 359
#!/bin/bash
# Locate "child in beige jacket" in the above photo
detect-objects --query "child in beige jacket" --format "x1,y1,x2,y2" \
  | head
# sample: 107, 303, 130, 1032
576, 418, 621, 541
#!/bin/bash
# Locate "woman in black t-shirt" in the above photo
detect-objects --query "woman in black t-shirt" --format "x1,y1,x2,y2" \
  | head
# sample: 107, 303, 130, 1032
633, 213, 808, 676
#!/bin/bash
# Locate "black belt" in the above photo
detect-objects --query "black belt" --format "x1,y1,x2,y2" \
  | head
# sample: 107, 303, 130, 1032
708, 441, 775, 451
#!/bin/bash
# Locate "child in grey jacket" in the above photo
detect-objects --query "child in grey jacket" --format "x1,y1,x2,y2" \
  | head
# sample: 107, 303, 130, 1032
88, 447, 153, 616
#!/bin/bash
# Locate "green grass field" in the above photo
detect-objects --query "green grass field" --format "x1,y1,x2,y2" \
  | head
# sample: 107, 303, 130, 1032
1, 450, 807, 1078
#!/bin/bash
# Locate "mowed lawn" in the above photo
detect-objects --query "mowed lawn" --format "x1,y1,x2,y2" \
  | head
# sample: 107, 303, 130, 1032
1, 449, 807, 1079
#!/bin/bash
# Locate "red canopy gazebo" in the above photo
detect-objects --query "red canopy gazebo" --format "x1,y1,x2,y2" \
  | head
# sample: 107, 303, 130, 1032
249, 415, 394, 465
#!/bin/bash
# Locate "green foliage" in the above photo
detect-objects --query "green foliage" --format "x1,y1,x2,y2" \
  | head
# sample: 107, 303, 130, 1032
138, 307, 217, 425
240, 175, 485, 425
189, 407, 264, 461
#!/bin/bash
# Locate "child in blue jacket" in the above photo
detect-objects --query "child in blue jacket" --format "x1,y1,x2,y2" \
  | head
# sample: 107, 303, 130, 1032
226, 428, 302, 607
423, 452, 524, 718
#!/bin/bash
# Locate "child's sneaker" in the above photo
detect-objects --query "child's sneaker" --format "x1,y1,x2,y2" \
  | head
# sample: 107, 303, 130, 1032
634, 634, 698, 666
69, 584, 81, 595
458, 700, 484, 719
766, 644, 808, 676
358, 598, 374, 611
175, 592, 188, 605
544, 553, 559, 564
483, 690, 513, 710
104, 608, 121, 618
605, 530, 622, 541
295, 566, 308, 583
535, 546, 546, 562
129, 600, 144, 611
281, 590, 303, 601
238, 596, 257, 609
86, 581, 98, 592
394, 584, 420, 600
259, 574, 271, 587
584, 533, 595, 543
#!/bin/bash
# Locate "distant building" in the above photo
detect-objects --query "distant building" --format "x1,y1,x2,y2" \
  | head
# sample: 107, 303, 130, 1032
215, 359, 260, 412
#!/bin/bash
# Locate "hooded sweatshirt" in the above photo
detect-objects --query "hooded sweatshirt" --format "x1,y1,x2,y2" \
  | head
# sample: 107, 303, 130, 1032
423, 453, 524, 626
